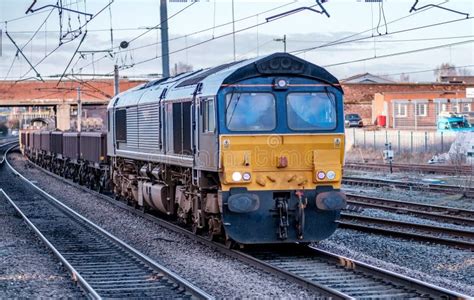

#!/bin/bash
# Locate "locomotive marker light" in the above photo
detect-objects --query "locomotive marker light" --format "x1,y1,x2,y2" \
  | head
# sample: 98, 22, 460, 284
242, 172, 251, 181
232, 171, 242, 182
326, 170, 336, 180
317, 171, 326, 180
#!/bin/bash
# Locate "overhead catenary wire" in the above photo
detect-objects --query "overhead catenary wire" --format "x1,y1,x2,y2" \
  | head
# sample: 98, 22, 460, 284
125, 1, 196, 46
5, 31, 44, 82
77, 1, 297, 72
112, 0, 459, 74
287, 35, 474, 44
290, 16, 474, 56
292, 0, 449, 56
3, 9, 55, 81
383, 64, 474, 77
3, 1, 472, 82
115, 3, 323, 71
18, 1, 114, 81
323, 39, 474, 68
117, 12, 474, 73
57, 30, 88, 85
0, 0, 82, 23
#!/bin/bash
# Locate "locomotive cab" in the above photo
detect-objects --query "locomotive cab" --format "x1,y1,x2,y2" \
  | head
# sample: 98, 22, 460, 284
209, 54, 346, 244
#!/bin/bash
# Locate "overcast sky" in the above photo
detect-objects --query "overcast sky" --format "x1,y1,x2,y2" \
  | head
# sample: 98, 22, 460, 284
1, 0, 473, 82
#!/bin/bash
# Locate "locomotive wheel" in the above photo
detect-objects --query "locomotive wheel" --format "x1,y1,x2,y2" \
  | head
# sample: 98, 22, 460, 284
205, 229, 216, 242
191, 223, 201, 235
225, 236, 235, 249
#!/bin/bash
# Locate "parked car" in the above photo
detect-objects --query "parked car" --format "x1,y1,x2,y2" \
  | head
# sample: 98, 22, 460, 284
464, 111, 474, 124
344, 114, 363, 127
437, 112, 473, 132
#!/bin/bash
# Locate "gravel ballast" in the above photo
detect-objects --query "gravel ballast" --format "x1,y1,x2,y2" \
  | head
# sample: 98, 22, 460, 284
0, 192, 83, 298
8, 152, 473, 297
8, 153, 314, 298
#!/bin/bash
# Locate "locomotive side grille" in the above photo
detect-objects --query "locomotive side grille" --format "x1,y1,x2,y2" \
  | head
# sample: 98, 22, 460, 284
126, 107, 139, 148
138, 103, 160, 152
115, 109, 127, 142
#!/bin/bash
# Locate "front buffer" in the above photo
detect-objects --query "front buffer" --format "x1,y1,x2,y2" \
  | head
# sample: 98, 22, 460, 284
221, 186, 346, 244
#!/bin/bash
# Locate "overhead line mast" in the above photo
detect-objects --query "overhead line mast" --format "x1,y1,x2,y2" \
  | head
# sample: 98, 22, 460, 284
160, 0, 170, 78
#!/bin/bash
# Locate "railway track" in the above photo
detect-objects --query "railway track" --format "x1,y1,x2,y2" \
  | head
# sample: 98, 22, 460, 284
0, 146, 211, 299
339, 213, 474, 250
0, 140, 20, 164
345, 162, 473, 176
10, 149, 469, 299
346, 193, 474, 227
343, 176, 474, 198
243, 245, 466, 299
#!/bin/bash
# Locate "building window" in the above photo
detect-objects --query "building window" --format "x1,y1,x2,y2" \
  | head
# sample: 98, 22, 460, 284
441, 103, 447, 112
415, 103, 427, 117
462, 103, 471, 112
394, 103, 407, 117
452, 103, 460, 113
202, 98, 215, 133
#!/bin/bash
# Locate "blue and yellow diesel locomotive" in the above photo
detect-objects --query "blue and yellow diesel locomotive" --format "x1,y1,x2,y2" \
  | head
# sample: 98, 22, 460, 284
23, 53, 347, 245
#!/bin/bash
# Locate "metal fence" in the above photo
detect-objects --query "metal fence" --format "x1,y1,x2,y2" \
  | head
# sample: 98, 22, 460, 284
346, 128, 457, 153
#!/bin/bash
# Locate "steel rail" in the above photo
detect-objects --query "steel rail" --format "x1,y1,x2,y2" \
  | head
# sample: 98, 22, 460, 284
17, 153, 470, 299
307, 246, 469, 299
346, 193, 474, 226
0, 188, 101, 299
339, 213, 474, 250
2, 147, 212, 300
343, 176, 474, 197
345, 162, 473, 176
0, 141, 19, 165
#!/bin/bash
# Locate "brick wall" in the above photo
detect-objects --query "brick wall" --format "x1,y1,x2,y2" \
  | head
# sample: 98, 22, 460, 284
341, 83, 470, 126
341, 83, 469, 104
0, 79, 146, 105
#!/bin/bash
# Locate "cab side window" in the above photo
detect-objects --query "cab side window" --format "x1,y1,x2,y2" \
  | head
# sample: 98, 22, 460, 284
203, 98, 215, 133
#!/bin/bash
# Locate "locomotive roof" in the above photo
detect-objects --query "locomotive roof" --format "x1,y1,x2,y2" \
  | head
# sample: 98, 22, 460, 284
110, 52, 342, 108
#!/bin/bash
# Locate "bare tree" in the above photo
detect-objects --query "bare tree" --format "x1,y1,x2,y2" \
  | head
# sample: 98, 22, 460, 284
171, 62, 193, 76
458, 68, 472, 76
433, 62, 457, 81
400, 73, 410, 82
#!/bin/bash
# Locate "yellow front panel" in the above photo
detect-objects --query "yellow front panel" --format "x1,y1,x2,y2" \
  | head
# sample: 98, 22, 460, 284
219, 134, 345, 192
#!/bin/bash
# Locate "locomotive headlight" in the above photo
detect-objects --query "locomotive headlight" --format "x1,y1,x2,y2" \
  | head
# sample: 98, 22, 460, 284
317, 171, 326, 180
277, 79, 287, 88
242, 172, 252, 181
326, 170, 336, 180
232, 171, 242, 182
273, 77, 288, 90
